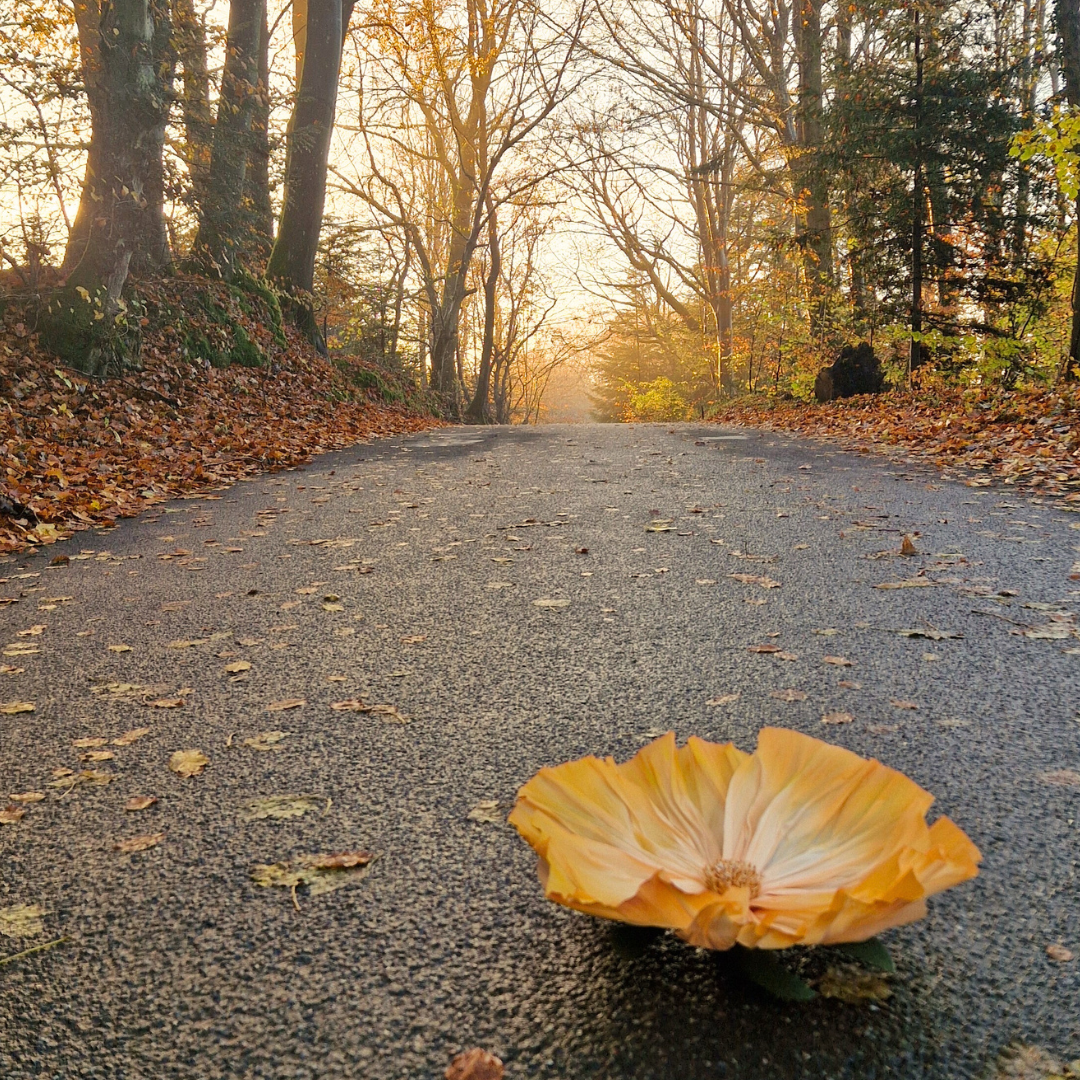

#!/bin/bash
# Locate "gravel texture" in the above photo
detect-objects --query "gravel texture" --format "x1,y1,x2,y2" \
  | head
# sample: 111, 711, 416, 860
1, 422, 1078, 1079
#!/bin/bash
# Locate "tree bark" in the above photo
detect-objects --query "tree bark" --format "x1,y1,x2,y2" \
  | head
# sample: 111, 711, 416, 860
62, 0, 174, 287
244, 3, 274, 263
910, 8, 925, 373
173, 0, 212, 210
266, 0, 354, 341
193, 0, 266, 276
465, 201, 501, 423
1059, 0, 1080, 379
794, 0, 832, 333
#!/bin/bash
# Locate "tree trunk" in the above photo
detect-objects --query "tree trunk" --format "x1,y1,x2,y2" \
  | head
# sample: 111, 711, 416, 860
266, 0, 354, 344
173, 0, 212, 211
465, 202, 501, 423
910, 8, 925, 373
193, 0, 265, 276
62, 0, 173, 287
244, 3, 274, 264
794, 0, 831, 333
1059, 0, 1080, 380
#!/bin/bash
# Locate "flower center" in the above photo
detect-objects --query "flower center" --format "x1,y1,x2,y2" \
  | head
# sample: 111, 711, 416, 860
704, 858, 761, 897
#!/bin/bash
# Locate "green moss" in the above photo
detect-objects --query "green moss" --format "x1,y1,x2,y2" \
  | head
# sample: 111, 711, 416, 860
41, 286, 143, 375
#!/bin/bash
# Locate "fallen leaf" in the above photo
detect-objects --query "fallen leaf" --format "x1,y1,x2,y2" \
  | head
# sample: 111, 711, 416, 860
706, 693, 740, 706
240, 795, 323, 821
889, 699, 920, 710
748, 644, 782, 654
3, 644, 39, 656
322, 602, 345, 612
16, 624, 46, 637
72, 737, 108, 748
486, 581, 514, 590
875, 579, 934, 590
729, 573, 781, 589
0, 903, 45, 938
47, 769, 113, 789
223, 661, 252, 674
8, 793, 44, 803
1046, 943, 1074, 963
987, 1043, 1080, 1080
1, 664, 24, 675
775, 651, 799, 661
770, 689, 807, 702
823, 656, 854, 667
0, 701, 34, 714
266, 699, 305, 712
124, 796, 158, 811
81, 750, 115, 762
148, 697, 185, 708
816, 964, 892, 1003
812, 628, 840, 637
1014, 623, 1076, 641
168, 749, 209, 778
1040, 769, 1080, 788
533, 598, 570, 609
107, 644, 133, 653
114, 832, 164, 853
644, 522, 675, 532
900, 534, 918, 556
250, 851, 376, 902
113, 727, 151, 746
242, 731, 291, 751
445, 1048, 505, 1080
822, 711, 855, 725
0, 805, 26, 824
896, 628, 962, 641
467, 800, 502, 824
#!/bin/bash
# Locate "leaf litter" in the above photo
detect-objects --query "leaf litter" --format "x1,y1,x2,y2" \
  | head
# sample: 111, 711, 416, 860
168, 750, 209, 778
240, 795, 328, 822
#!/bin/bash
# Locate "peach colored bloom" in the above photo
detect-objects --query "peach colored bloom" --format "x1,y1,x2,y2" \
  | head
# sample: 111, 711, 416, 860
509, 728, 980, 950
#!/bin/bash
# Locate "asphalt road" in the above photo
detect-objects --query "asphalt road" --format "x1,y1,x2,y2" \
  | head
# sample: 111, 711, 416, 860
1, 422, 1078, 1080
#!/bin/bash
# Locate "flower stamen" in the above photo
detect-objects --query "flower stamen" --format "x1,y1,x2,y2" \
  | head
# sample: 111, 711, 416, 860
704, 858, 761, 897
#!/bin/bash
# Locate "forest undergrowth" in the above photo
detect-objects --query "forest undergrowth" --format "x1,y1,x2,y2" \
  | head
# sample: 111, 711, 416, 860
0, 275, 438, 554
710, 387, 1080, 504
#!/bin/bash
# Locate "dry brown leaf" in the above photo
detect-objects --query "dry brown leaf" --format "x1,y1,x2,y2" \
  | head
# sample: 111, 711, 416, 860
113, 727, 151, 746
16, 624, 46, 637
242, 731, 291, 751
223, 661, 252, 674
107, 644, 133, 653
8, 792, 44, 803
1, 664, 24, 675
875, 578, 934, 590
72, 737, 108, 748
266, 698, 305, 712
747, 643, 782, 654
729, 573, 781, 589
900, 534, 918, 556
0, 805, 27, 824
445, 1048, 505, 1080
533, 598, 570, 609
81, 750, 115, 762
1046, 943, 1074, 963
706, 693, 740, 706
1040, 769, 1080, 788
837, 679, 862, 689
114, 832, 164, 853
124, 795, 158, 811
822, 711, 855, 725
148, 697, 184, 709
467, 800, 502, 824
770, 689, 807, 702
0, 903, 45, 938
0, 701, 34, 714
823, 656, 854, 666
168, 749, 209, 778
889, 699, 920, 710
47, 769, 113, 789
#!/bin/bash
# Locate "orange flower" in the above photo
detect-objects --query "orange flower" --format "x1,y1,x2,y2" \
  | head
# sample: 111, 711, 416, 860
509, 728, 980, 950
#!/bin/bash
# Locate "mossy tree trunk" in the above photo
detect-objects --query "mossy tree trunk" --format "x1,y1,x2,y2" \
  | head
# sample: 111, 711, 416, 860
192, 0, 266, 277
266, 0, 355, 349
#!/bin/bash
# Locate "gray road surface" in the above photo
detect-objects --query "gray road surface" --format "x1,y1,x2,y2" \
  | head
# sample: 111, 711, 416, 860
1, 422, 1078, 1079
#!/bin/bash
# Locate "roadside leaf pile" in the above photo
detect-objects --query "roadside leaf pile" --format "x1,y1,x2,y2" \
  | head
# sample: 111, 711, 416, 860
0, 275, 438, 553
710, 388, 1080, 501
